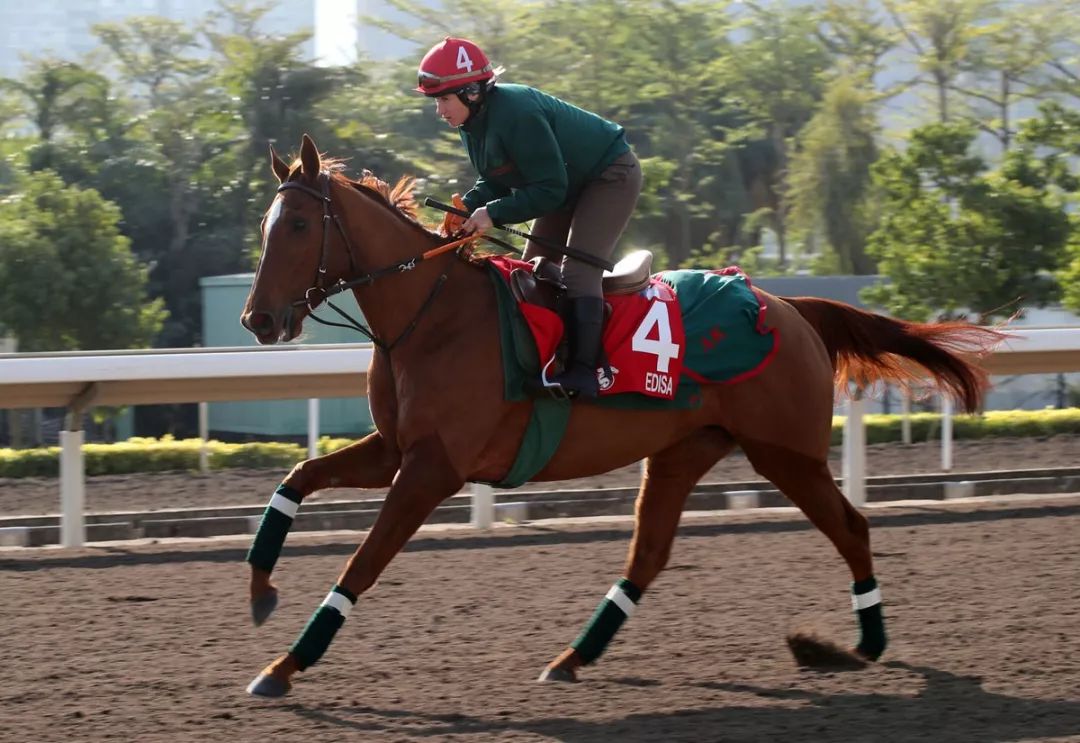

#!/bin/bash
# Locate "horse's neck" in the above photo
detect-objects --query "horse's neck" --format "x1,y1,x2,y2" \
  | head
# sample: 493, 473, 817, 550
342, 204, 486, 349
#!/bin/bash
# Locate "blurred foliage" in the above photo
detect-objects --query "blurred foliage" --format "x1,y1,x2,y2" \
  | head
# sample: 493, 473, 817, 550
0, 0, 1077, 357
828, 407, 1080, 446
788, 75, 880, 274
0, 434, 359, 477
864, 123, 1072, 321
0, 169, 167, 351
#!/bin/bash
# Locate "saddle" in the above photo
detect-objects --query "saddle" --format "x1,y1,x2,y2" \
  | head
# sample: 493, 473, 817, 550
509, 249, 654, 312
508, 250, 654, 399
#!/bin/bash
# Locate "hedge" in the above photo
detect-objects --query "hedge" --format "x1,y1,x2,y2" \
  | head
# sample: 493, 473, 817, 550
828, 407, 1080, 446
1, 409, 1077, 479
0, 435, 354, 479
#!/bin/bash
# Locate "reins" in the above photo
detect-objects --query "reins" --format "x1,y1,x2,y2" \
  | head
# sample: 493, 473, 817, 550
277, 172, 485, 353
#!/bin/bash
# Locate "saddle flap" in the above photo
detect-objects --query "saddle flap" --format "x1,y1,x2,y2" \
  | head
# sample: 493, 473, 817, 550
510, 258, 564, 311
602, 250, 653, 295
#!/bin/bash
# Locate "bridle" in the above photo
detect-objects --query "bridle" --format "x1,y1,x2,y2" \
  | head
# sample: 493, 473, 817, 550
275, 171, 476, 352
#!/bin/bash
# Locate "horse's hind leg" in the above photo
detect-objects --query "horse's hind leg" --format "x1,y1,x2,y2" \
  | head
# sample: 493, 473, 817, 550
248, 432, 399, 625
738, 439, 886, 664
540, 428, 735, 682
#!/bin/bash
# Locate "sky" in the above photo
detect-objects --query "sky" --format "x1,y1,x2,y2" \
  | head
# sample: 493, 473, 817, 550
315, 0, 360, 66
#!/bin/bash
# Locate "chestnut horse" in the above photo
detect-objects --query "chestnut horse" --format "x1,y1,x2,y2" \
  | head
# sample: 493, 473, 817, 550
239, 134, 1002, 697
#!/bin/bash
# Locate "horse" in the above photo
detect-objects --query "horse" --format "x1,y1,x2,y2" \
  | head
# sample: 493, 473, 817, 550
238, 134, 1004, 697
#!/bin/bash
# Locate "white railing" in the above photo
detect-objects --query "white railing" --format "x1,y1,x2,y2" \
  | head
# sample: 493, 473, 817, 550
2, 327, 1079, 546
1, 344, 375, 547
840, 326, 1080, 505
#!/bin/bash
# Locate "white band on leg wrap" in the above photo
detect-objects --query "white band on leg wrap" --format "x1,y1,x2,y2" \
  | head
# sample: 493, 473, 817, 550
605, 585, 637, 617
269, 493, 300, 519
852, 588, 882, 611
322, 590, 354, 618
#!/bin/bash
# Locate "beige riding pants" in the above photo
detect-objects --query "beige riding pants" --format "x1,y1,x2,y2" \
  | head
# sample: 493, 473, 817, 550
522, 150, 643, 298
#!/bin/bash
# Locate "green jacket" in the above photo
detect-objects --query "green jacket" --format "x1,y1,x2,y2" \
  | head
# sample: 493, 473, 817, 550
459, 84, 629, 225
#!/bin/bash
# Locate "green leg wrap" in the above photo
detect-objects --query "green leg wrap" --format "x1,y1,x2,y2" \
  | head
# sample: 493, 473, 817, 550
852, 576, 887, 660
246, 484, 303, 573
290, 584, 357, 670
570, 578, 643, 665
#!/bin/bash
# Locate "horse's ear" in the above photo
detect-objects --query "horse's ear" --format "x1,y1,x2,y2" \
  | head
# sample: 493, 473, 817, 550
269, 144, 290, 184
300, 133, 321, 178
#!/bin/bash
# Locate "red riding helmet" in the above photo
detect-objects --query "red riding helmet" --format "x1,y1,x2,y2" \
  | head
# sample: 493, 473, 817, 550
415, 37, 499, 96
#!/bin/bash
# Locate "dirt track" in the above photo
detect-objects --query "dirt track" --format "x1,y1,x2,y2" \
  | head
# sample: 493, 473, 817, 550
2, 496, 1079, 742
0, 435, 1077, 516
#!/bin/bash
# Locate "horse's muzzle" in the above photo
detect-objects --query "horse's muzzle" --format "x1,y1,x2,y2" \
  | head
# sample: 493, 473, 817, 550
241, 309, 297, 345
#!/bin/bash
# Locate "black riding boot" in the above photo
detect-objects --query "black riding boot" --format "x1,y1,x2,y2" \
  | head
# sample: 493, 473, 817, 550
550, 296, 605, 399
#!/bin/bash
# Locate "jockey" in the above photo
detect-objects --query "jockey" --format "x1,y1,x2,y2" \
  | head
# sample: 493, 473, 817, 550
416, 37, 643, 399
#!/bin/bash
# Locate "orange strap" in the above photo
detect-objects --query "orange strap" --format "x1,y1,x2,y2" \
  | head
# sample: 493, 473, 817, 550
422, 232, 486, 260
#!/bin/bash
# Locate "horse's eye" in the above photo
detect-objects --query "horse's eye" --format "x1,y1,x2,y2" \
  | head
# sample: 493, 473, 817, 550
293, 218, 307, 232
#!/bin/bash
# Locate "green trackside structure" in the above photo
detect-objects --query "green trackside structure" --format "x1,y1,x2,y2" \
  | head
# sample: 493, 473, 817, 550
199, 274, 373, 439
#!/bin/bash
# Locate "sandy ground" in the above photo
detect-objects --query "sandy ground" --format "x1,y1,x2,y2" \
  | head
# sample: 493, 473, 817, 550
0, 435, 1077, 516
1, 496, 1079, 742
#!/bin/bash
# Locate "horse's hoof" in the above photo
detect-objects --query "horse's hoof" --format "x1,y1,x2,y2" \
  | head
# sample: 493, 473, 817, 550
537, 666, 577, 683
246, 672, 290, 698
251, 589, 279, 627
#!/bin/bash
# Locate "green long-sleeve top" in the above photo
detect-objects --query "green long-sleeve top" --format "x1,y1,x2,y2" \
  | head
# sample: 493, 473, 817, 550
459, 84, 629, 225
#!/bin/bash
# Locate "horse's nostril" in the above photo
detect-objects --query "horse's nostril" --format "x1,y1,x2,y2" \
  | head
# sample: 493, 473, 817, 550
244, 311, 276, 336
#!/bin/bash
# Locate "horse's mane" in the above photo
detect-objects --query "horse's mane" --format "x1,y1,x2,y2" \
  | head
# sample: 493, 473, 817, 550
287, 156, 434, 234
286, 155, 501, 264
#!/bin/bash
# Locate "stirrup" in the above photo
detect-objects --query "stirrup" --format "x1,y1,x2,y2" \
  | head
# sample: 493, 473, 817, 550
539, 355, 571, 401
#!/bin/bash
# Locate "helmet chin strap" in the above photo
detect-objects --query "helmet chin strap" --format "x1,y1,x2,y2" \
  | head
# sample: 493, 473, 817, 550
455, 82, 491, 124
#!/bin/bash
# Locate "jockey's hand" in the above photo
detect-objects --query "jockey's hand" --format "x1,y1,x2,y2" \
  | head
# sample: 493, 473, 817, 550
462, 206, 493, 235
438, 193, 468, 236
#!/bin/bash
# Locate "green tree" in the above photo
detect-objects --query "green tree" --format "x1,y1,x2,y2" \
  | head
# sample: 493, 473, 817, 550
0, 58, 111, 171
204, 0, 345, 240
1019, 102, 1080, 313
950, 3, 1072, 152
864, 123, 1071, 321
882, 0, 996, 123
788, 76, 880, 274
722, 2, 833, 264
0, 170, 166, 351
69, 3, 359, 349
1060, 225, 1080, 314
1035, 9, 1080, 103
816, 0, 900, 87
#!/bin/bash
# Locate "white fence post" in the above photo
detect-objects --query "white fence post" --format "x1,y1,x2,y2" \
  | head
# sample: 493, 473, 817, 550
842, 391, 867, 507
472, 483, 494, 529
901, 390, 912, 445
941, 394, 954, 472
60, 429, 85, 548
198, 401, 210, 473
308, 398, 320, 459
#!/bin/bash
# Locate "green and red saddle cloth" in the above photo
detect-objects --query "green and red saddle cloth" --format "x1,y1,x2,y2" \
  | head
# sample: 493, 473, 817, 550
484, 255, 778, 487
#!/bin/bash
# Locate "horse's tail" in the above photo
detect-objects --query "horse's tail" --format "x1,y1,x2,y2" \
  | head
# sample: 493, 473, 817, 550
783, 296, 1008, 414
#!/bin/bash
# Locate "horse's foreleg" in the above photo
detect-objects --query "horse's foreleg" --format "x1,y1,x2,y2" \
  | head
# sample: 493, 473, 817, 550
540, 430, 734, 682
247, 435, 463, 697
247, 431, 399, 625
739, 440, 884, 666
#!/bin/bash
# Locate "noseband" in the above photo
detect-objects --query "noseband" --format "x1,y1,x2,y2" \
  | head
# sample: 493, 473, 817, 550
275, 171, 461, 352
